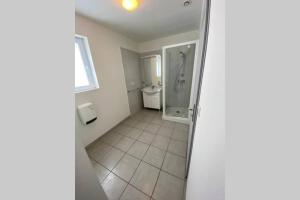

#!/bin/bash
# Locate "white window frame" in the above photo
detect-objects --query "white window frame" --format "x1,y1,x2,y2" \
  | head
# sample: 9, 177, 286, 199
75, 34, 99, 93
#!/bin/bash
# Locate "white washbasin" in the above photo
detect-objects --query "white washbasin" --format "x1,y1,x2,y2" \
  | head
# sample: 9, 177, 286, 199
141, 86, 161, 94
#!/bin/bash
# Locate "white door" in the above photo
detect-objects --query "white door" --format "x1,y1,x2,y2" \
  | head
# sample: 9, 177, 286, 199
186, 0, 209, 175
121, 48, 143, 115
186, 42, 201, 173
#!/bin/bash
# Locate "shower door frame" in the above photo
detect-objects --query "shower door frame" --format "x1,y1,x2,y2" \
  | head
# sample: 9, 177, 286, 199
162, 40, 200, 124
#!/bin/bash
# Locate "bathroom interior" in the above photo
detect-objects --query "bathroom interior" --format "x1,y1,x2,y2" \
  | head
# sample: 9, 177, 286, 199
75, 0, 208, 199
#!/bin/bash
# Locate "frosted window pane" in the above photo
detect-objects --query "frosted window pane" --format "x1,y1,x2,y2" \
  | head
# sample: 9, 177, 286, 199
75, 43, 89, 87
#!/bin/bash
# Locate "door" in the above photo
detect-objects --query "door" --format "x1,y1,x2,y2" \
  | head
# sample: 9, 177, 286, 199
185, 0, 225, 198
186, 0, 210, 176
186, 41, 201, 173
121, 48, 143, 115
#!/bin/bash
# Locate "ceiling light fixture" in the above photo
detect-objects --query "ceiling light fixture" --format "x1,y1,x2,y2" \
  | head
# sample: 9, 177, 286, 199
183, 0, 192, 7
122, 0, 139, 11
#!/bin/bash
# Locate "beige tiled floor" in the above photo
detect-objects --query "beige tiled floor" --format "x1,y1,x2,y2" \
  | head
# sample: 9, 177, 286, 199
86, 109, 189, 200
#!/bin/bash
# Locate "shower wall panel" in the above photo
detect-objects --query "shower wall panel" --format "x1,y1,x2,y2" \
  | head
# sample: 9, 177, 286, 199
165, 44, 196, 108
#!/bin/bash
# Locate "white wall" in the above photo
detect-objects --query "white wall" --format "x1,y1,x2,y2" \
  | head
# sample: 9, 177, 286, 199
186, 0, 225, 199
138, 30, 199, 53
75, 134, 108, 200
75, 14, 138, 146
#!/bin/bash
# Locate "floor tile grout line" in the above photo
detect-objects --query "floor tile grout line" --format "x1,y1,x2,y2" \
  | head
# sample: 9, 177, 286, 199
92, 156, 153, 190
101, 170, 130, 199
118, 120, 151, 133
91, 123, 142, 172
104, 128, 170, 150
150, 137, 187, 199
119, 181, 156, 200
163, 139, 188, 193
110, 130, 143, 171
92, 119, 153, 155
150, 170, 161, 199
89, 114, 144, 156
126, 183, 153, 199
137, 143, 186, 180
95, 130, 143, 199
92, 152, 186, 190
136, 132, 155, 145
159, 169, 187, 181
129, 135, 154, 179
107, 110, 155, 198
91, 133, 187, 172
149, 132, 172, 199
166, 150, 187, 159
127, 140, 150, 160
150, 135, 171, 152
141, 156, 164, 170
112, 134, 139, 153
86, 115, 144, 151
141, 158, 186, 181
118, 137, 153, 199
166, 141, 188, 159
89, 158, 111, 183
104, 116, 185, 145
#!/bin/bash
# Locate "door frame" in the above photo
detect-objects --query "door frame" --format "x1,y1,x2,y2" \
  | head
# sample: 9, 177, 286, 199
161, 40, 200, 124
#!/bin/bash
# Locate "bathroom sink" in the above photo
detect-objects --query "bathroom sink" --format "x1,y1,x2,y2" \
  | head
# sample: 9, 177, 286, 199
142, 86, 162, 109
141, 86, 161, 94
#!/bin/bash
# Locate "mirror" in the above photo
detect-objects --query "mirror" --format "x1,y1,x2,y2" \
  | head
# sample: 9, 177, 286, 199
140, 55, 162, 87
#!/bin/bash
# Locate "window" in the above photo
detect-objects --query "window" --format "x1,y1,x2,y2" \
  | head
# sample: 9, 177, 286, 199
156, 55, 162, 77
75, 35, 99, 93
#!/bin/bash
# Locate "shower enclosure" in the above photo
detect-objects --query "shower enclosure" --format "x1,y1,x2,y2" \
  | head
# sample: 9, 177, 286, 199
162, 41, 198, 123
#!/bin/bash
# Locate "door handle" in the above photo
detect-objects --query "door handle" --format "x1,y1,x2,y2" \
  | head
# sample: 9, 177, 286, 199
189, 104, 197, 122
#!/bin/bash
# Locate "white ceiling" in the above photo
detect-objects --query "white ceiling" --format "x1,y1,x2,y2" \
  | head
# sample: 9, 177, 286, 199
75, 0, 202, 42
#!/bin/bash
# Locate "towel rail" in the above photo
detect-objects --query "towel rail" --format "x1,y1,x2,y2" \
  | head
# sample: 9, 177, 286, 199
127, 87, 140, 93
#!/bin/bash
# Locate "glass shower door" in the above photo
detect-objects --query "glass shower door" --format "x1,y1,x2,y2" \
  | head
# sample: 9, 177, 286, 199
163, 42, 197, 122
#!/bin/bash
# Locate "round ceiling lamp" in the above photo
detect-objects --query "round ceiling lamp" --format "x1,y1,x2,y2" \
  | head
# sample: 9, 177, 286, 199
122, 0, 139, 11
183, 0, 192, 7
